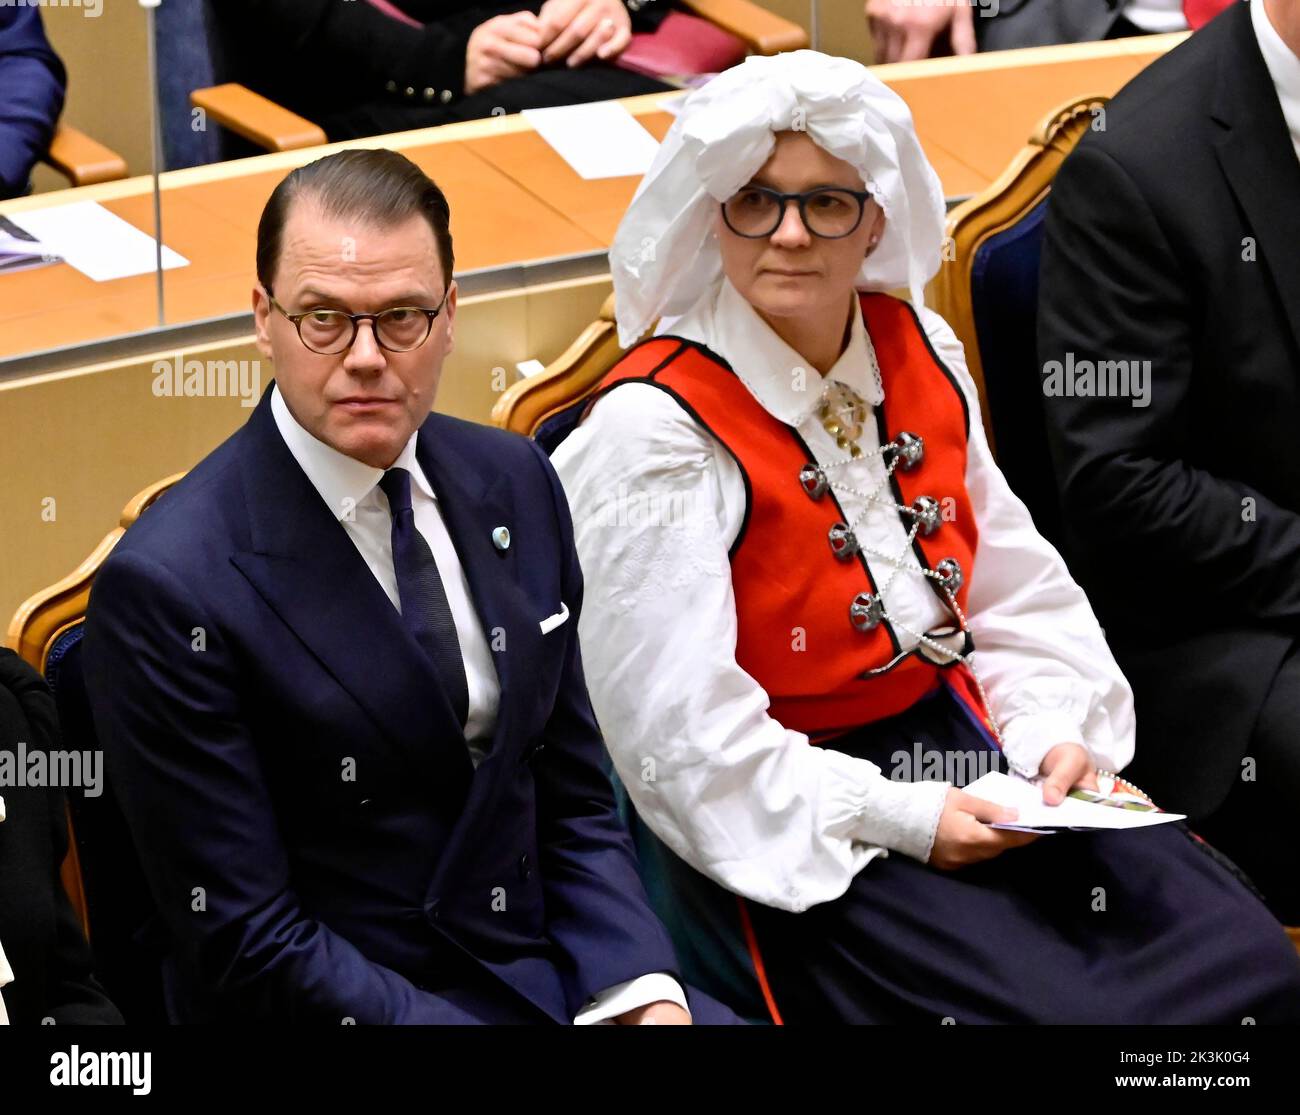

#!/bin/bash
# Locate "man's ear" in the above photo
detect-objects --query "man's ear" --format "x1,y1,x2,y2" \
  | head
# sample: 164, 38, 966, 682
252, 284, 274, 362
443, 278, 457, 356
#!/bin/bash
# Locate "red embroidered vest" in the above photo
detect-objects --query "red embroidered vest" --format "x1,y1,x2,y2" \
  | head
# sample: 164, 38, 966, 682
582, 293, 986, 739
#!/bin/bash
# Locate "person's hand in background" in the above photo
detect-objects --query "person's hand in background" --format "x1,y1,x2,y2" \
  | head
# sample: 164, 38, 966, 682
538, 0, 633, 67
866, 0, 977, 63
465, 11, 547, 95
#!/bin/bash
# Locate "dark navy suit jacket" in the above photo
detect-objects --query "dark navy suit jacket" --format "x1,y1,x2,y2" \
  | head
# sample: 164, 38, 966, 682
82, 387, 687, 1023
0, 5, 66, 197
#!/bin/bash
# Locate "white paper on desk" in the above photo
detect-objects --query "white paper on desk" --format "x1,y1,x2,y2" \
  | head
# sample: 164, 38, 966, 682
522, 101, 660, 179
964, 771, 1185, 830
9, 201, 188, 283
0, 214, 59, 272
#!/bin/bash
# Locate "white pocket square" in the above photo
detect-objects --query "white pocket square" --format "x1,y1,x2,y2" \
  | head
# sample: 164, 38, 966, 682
539, 602, 570, 634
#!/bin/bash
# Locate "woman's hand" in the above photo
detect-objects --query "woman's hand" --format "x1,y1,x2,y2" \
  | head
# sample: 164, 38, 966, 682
928, 786, 1039, 870
538, 0, 633, 67
929, 744, 1106, 869
465, 12, 546, 96
1038, 742, 1098, 804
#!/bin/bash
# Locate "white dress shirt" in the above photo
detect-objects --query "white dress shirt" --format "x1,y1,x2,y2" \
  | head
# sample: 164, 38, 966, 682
269, 387, 687, 1023
1253, 0, 1300, 161
272, 387, 500, 758
552, 275, 1137, 913
1123, 0, 1189, 34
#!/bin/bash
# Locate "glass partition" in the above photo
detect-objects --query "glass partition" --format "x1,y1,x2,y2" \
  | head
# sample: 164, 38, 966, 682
0, 0, 165, 364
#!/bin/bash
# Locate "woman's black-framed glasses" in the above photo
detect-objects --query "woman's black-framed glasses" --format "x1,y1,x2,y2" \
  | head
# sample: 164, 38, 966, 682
720, 186, 874, 240
267, 287, 451, 354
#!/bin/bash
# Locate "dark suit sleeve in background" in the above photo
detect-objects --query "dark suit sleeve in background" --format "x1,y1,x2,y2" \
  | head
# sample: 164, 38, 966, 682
0, 650, 120, 1025
1038, 141, 1300, 629
0, 6, 67, 198
225, 0, 540, 102
41, 788, 124, 1024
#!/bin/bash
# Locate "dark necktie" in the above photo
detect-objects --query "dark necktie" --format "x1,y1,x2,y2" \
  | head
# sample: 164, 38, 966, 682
379, 467, 469, 728
1183, 0, 1234, 30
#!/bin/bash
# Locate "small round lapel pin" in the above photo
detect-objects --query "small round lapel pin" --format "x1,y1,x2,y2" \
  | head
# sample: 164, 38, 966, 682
492, 526, 511, 551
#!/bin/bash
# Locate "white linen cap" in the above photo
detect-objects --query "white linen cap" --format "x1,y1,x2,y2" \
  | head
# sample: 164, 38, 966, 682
610, 49, 946, 348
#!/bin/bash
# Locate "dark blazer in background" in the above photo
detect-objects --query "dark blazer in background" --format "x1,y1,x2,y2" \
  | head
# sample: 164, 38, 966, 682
216, 0, 672, 142
0, 650, 122, 1025
0, 4, 66, 197
977, 0, 1129, 50
1038, 2, 1300, 818
82, 387, 701, 1024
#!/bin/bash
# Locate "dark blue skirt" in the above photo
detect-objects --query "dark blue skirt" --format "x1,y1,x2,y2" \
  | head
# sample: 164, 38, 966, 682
619, 683, 1300, 1024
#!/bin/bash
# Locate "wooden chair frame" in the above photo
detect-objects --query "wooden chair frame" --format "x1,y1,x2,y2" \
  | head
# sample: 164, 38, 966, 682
5, 472, 185, 940
7, 473, 184, 673
927, 93, 1109, 458
490, 292, 633, 436
43, 123, 128, 187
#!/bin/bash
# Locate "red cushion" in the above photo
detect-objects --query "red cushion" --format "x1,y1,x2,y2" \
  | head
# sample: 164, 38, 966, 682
1183, 0, 1234, 31
615, 10, 747, 79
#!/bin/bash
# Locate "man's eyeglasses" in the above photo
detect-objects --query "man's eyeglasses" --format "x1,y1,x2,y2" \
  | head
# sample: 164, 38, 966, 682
267, 287, 451, 354
720, 186, 875, 240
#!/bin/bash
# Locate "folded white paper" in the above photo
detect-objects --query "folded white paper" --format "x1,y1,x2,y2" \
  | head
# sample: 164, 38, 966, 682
964, 771, 1185, 831
11, 201, 188, 283
0, 214, 59, 273
522, 101, 660, 180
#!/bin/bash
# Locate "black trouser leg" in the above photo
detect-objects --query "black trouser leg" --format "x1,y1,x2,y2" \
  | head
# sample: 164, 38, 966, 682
1194, 645, 1300, 924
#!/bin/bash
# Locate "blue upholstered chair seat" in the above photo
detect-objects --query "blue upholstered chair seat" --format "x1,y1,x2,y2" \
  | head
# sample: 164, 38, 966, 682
967, 198, 1065, 550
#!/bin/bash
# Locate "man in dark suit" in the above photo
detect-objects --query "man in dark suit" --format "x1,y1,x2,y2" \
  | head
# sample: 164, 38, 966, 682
83, 147, 727, 1023
1038, 0, 1300, 922
0, 649, 122, 1026
0, 4, 66, 198
217, 0, 673, 142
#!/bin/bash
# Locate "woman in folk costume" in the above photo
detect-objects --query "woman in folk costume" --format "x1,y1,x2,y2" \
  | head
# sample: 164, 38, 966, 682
550, 50, 1300, 1024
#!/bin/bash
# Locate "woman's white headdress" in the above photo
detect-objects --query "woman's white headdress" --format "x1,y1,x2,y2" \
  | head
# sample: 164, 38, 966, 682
610, 49, 947, 347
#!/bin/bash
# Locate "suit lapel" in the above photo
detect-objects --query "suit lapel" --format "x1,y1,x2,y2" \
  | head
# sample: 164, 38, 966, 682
416, 420, 542, 759
416, 421, 550, 885
1211, 2, 1300, 358
230, 394, 474, 796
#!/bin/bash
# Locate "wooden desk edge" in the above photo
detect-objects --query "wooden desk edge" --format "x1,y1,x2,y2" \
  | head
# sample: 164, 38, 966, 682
871, 31, 1189, 82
